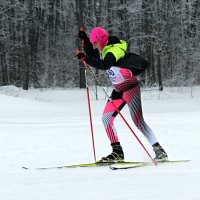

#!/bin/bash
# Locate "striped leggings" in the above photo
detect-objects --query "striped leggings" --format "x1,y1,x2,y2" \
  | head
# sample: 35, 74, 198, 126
102, 82, 157, 146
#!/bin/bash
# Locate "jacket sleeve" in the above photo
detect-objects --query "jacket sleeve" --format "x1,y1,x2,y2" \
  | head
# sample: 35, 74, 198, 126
83, 37, 99, 57
85, 52, 116, 70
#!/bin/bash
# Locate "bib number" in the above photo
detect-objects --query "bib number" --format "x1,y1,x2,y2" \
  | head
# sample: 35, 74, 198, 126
106, 67, 124, 84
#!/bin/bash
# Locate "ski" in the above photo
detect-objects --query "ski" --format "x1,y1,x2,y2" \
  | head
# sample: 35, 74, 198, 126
110, 163, 151, 170
109, 159, 190, 170
22, 161, 149, 170
22, 159, 190, 170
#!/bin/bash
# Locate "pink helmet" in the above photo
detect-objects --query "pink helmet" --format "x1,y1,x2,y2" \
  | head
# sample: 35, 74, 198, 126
89, 27, 109, 49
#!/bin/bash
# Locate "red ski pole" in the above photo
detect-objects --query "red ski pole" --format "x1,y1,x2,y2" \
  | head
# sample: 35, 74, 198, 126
83, 62, 96, 162
86, 66, 157, 165
78, 28, 96, 162
109, 98, 156, 165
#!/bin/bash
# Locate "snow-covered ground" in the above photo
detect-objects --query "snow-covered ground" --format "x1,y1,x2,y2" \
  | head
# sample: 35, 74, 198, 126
0, 85, 200, 200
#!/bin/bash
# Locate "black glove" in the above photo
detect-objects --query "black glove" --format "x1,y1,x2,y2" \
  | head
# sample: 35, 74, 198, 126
75, 50, 86, 61
78, 30, 88, 40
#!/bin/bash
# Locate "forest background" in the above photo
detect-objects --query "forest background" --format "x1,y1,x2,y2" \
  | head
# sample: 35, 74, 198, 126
0, 0, 199, 90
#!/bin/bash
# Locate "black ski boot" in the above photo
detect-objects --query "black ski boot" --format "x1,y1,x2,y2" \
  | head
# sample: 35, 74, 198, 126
153, 142, 168, 161
100, 142, 124, 162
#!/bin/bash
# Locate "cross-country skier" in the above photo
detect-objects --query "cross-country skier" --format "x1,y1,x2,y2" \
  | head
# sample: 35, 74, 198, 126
75, 27, 168, 162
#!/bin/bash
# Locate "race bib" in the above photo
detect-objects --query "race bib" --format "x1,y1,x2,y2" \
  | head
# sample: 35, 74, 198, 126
106, 67, 125, 84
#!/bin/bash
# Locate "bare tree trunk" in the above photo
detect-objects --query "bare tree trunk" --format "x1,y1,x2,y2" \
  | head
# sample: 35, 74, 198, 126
23, 44, 30, 90
1, 56, 8, 85
141, 0, 156, 85
22, 0, 33, 90
75, 0, 86, 88
157, 51, 163, 91
156, 0, 163, 91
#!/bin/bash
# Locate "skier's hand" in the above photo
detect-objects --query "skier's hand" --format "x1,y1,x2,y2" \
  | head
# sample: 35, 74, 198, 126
74, 50, 86, 61
78, 30, 88, 40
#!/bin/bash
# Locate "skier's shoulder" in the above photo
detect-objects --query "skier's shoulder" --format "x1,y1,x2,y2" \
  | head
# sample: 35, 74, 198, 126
107, 36, 121, 45
107, 36, 126, 48
103, 36, 127, 61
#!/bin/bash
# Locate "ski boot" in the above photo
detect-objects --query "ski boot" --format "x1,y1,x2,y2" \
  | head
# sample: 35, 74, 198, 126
153, 142, 168, 161
97, 142, 124, 165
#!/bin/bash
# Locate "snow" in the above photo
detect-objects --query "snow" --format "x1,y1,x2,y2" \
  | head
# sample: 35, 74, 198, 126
0, 85, 200, 200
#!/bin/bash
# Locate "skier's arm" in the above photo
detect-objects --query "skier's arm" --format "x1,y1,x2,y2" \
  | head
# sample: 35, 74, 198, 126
85, 52, 116, 70
83, 37, 99, 57
78, 30, 99, 57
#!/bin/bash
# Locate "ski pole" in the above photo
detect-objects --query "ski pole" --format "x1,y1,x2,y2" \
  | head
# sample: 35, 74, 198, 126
78, 28, 96, 162
86, 66, 156, 165
83, 62, 96, 162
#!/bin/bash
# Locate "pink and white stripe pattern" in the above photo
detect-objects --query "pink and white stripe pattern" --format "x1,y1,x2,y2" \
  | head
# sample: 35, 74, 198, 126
102, 68, 157, 145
